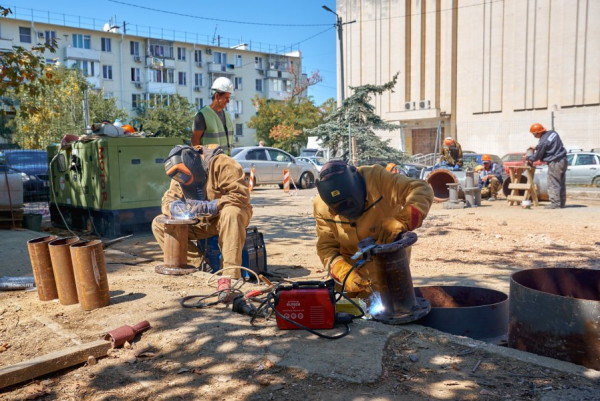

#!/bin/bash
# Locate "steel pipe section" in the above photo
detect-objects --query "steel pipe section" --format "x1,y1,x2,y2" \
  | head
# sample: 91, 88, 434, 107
508, 268, 600, 370
414, 286, 508, 341
425, 169, 460, 202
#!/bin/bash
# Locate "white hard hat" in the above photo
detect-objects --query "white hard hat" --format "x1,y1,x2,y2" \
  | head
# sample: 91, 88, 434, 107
211, 77, 233, 94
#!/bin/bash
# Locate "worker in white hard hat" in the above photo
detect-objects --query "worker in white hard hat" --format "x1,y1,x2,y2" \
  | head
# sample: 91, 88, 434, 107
192, 77, 235, 155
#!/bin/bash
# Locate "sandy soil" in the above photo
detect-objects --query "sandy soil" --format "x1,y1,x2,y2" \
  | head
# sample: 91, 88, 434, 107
1, 187, 599, 400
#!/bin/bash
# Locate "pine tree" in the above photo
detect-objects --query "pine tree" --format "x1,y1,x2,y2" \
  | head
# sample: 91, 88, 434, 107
306, 73, 407, 165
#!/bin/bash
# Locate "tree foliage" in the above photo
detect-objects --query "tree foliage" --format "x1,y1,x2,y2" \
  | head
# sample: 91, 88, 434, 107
0, 6, 57, 115
10, 66, 128, 149
306, 73, 407, 165
136, 95, 196, 139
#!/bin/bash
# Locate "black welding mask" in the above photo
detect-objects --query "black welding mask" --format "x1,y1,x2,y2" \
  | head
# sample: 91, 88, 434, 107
316, 160, 366, 220
164, 145, 206, 188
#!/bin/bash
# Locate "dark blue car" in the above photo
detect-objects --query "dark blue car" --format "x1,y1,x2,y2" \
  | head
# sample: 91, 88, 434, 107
0, 149, 49, 202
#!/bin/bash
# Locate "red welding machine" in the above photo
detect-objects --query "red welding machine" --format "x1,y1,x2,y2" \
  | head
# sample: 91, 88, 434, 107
274, 280, 336, 330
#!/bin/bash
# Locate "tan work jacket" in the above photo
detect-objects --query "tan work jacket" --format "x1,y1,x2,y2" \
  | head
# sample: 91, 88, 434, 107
314, 164, 433, 275
160, 154, 251, 218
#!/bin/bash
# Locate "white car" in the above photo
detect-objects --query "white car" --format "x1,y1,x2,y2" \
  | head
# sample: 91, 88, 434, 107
296, 156, 327, 173
231, 146, 319, 189
565, 151, 600, 186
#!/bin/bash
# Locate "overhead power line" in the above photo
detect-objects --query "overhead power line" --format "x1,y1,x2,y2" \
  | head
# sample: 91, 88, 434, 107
107, 0, 331, 27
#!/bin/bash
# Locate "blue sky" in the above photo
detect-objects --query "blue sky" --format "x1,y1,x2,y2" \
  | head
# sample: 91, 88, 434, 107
9, 0, 338, 105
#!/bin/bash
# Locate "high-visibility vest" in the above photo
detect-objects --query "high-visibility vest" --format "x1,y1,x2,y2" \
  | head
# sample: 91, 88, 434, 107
198, 106, 234, 155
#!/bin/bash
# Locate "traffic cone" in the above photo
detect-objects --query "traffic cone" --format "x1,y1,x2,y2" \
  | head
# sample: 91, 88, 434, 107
283, 169, 290, 193
248, 167, 255, 192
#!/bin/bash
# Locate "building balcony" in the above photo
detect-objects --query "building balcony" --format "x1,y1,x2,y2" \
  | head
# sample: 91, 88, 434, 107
64, 46, 100, 61
86, 76, 100, 89
266, 69, 293, 80
0, 38, 12, 51
266, 90, 289, 101
207, 63, 234, 75
147, 82, 176, 94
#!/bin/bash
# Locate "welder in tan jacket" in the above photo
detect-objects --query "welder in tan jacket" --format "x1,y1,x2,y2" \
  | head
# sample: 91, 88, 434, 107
314, 160, 433, 297
151, 144, 252, 278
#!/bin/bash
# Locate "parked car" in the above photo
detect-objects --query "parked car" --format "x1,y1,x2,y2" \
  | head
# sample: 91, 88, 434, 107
231, 146, 319, 189
296, 156, 327, 173
299, 148, 327, 159
501, 152, 544, 175
0, 149, 49, 202
565, 151, 600, 186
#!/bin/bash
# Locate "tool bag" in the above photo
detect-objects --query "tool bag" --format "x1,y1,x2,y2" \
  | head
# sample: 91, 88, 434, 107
197, 225, 267, 277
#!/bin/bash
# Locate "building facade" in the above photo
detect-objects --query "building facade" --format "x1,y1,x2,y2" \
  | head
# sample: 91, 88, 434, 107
0, 13, 303, 146
337, 0, 600, 156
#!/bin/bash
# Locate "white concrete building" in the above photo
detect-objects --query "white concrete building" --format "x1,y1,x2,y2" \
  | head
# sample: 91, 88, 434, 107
337, 0, 600, 157
0, 12, 304, 146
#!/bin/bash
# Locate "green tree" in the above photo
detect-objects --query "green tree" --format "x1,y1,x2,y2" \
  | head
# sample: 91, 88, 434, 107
136, 95, 196, 139
88, 90, 128, 125
306, 73, 406, 165
0, 6, 57, 115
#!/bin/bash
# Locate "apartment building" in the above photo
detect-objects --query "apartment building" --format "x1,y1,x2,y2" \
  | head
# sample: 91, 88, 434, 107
0, 13, 303, 146
336, 0, 600, 156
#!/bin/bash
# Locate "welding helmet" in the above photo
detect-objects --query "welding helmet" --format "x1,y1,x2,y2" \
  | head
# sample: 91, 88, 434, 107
316, 160, 366, 220
164, 145, 206, 187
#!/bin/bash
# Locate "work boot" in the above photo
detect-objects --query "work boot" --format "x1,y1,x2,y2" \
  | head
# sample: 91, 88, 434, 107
544, 204, 559, 209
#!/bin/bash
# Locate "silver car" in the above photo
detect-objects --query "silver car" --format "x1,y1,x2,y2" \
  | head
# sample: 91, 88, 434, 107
231, 146, 319, 189
565, 151, 600, 186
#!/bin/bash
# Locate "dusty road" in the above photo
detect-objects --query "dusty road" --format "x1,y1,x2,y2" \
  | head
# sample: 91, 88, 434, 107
1, 187, 599, 400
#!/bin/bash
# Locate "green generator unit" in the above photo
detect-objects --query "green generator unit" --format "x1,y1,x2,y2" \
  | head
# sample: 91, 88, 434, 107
48, 136, 183, 238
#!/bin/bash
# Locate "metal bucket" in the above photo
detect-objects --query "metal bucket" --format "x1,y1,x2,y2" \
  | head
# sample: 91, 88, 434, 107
414, 286, 508, 341
48, 237, 80, 305
508, 268, 600, 369
70, 239, 110, 311
26, 235, 59, 301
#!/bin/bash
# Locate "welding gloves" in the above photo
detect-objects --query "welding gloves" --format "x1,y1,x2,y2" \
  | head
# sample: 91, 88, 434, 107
186, 199, 219, 217
331, 259, 370, 293
170, 200, 190, 219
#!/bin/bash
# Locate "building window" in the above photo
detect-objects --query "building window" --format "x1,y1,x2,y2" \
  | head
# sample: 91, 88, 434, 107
177, 47, 186, 61
72, 34, 91, 49
234, 77, 242, 90
74, 60, 95, 77
44, 30, 56, 45
235, 123, 243, 137
235, 100, 243, 114
195, 98, 203, 110
19, 27, 32, 43
194, 73, 204, 87
194, 50, 202, 63
178, 72, 186, 86
132, 94, 142, 109
255, 79, 263, 92
150, 44, 173, 59
214, 52, 227, 65
152, 69, 174, 83
130, 41, 140, 56
235, 54, 242, 67
255, 56, 263, 69
272, 79, 290, 92
102, 65, 113, 80
131, 68, 141, 82
101, 37, 112, 52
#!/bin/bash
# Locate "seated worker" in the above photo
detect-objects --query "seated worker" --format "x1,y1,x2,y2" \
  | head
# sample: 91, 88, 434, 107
478, 154, 503, 201
313, 160, 433, 298
151, 145, 252, 278
440, 137, 463, 169
385, 162, 400, 174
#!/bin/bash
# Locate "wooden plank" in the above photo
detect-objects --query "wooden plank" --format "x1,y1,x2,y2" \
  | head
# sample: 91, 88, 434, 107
508, 183, 532, 190
0, 340, 111, 389
507, 195, 526, 201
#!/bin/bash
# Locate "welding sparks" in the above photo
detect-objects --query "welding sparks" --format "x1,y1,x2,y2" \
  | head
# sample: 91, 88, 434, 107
368, 292, 385, 316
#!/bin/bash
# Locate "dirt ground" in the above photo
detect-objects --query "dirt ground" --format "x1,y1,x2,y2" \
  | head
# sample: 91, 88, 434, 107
1, 187, 600, 400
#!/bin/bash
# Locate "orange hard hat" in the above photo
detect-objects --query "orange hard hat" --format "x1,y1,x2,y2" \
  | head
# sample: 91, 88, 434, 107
386, 162, 397, 173
122, 124, 135, 134
481, 154, 491, 163
443, 137, 455, 146
530, 123, 545, 135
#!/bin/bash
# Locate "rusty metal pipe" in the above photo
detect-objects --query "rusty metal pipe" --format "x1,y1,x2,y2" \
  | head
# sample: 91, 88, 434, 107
370, 232, 431, 324
27, 235, 59, 301
70, 239, 110, 311
104, 320, 151, 348
426, 169, 458, 202
48, 237, 80, 305
155, 215, 197, 275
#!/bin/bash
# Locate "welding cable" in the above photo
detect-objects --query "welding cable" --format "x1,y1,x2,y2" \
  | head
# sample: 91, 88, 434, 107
180, 288, 243, 309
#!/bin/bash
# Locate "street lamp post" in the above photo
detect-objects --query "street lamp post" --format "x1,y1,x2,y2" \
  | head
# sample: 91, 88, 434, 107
322, 5, 354, 102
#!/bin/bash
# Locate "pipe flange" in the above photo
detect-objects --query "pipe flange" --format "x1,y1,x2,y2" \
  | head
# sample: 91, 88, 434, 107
155, 215, 198, 225
372, 297, 431, 325
155, 264, 197, 275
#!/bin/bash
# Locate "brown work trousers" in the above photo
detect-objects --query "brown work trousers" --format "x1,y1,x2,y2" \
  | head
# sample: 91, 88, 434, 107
480, 177, 502, 198
151, 205, 252, 277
